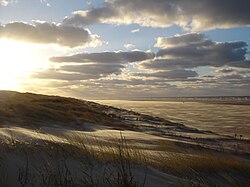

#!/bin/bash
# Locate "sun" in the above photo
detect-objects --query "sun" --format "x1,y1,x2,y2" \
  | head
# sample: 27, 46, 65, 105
0, 39, 45, 90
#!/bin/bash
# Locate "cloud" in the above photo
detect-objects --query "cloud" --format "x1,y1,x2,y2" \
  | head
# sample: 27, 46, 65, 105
50, 51, 155, 63
135, 69, 199, 80
35, 51, 155, 81
63, 0, 250, 30
124, 43, 135, 49
32, 68, 249, 99
227, 60, 250, 69
0, 0, 15, 6
33, 69, 98, 80
30, 32, 249, 98
214, 74, 250, 87
0, 22, 102, 48
40, 0, 51, 7
215, 68, 236, 74
131, 29, 140, 33
60, 63, 124, 76
141, 59, 197, 70
32, 63, 124, 81
141, 33, 249, 70
155, 33, 206, 48
29, 71, 250, 99
33, 64, 124, 81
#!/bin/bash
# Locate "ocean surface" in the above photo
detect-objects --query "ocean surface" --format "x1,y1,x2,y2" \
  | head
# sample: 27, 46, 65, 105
94, 100, 250, 139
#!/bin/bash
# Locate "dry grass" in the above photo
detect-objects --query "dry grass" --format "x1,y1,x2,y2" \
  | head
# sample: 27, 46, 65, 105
0, 91, 126, 128
1, 91, 250, 186
0, 132, 148, 187
144, 142, 250, 186
1, 130, 250, 186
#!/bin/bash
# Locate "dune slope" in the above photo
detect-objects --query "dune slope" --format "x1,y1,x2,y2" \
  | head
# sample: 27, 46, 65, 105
0, 91, 250, 186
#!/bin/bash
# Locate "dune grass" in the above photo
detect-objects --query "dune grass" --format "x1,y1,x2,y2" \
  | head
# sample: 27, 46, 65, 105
1, 91, 250, 186
1, 130, 250, 186
0, 132, 148, 187
0, 91, 125, 128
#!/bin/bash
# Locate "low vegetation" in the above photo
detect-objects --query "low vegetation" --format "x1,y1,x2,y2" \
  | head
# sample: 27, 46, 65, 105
0, 91, 250, 186
0, 133, 148, 187
1, 131, 250, 186
0, 91, 126, 129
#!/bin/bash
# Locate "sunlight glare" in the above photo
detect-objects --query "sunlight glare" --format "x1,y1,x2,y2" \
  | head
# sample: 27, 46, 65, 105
0, 39, 45, 90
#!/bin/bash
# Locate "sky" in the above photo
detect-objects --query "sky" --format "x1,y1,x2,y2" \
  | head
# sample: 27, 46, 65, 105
0, 0, 249, 99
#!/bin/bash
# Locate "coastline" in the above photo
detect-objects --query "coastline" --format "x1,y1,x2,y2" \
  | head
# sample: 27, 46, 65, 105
1, 91, 250, 186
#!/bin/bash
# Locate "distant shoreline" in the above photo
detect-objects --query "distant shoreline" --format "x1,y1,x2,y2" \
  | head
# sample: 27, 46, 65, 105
129, 99, 250, 105
94, 96, 250, 105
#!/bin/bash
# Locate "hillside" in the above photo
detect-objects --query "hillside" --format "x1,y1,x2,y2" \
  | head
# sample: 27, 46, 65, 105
0, 91, 250, 186
0, 91, 127, 129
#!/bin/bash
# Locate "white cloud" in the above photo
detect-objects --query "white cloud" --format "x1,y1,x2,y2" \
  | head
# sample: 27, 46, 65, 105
40, 0, 50, 7
131, 29, 140, 33
0, 0, 15, 6
155, 33, 205, 48
124, 43, 135, 49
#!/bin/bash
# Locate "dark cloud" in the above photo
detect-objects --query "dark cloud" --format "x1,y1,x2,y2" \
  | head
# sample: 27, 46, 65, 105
28, 73, 250, 99
31, 65, 249, 99
228, 60, 250, 68
60, 63, 124, 75
31, 32, 249, 97
200, 72, 250, 86
141, 59, 198, 70
140, 33, 249, 70
215, 68, 236, 74
157, 36, 247, 63
135, 69, 198, 80
0, 22, 101, 48
63, 0, 250, 30
32, 69, 100, 80
32, 63, 124, 81
215, 74, 250, 87
33, 51, 154, 81
50, 51, 155, 63
220, 74, 244, 80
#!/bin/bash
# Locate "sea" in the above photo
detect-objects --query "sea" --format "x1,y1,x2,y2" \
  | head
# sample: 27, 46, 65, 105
94, 97, 250, 139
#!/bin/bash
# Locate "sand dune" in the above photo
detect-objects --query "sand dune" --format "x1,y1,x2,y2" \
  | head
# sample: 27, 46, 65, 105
0, 91, 250, 186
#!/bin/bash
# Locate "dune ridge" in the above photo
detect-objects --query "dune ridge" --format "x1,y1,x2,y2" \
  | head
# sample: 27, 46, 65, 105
0, 91, 250, 186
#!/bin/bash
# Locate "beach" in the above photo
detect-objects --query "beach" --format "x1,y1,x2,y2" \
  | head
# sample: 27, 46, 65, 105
95, 99, 250, 139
